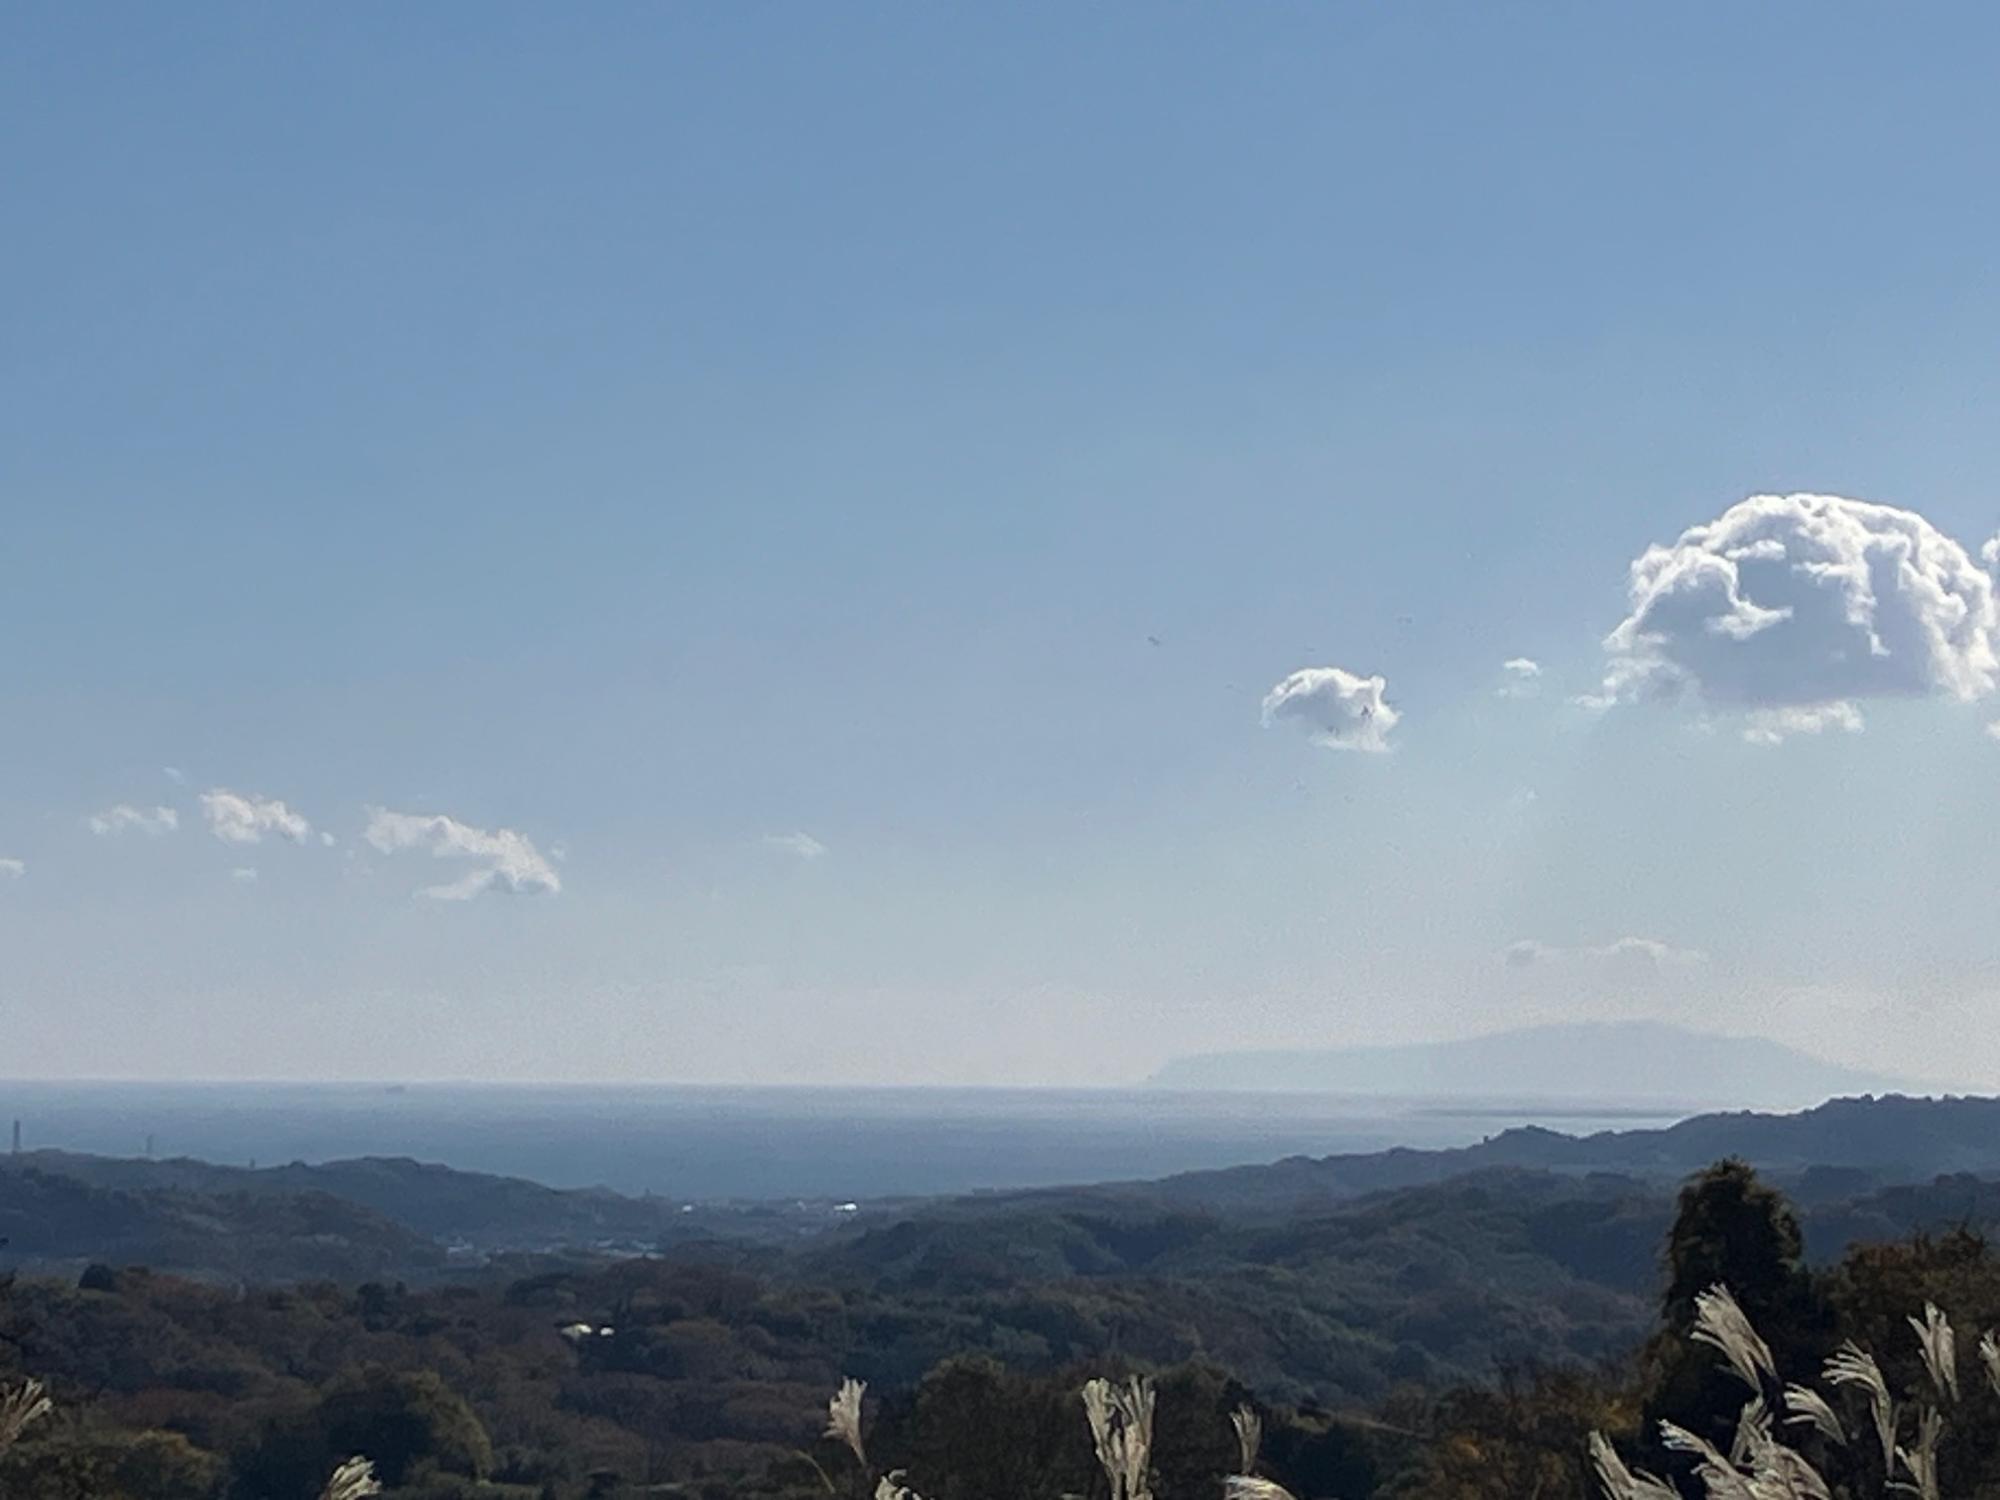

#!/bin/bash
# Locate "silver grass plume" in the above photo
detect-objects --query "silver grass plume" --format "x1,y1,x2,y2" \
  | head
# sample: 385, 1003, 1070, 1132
1734, 1416, 1833, 1500
826, 1377, 868, 1469
1781, 1385, 1846, 1447
1223, 1479, 1298, 1500
1588, 1431, 1681, 1500
1081, 1375, 1155, 1500
1082, 1378, 1117, 1479
1753, 1447, 1833, 1500
0, 1379, 52, 1455
1823, 1341, 1897, 1472
1908, 1303, 1959, 1403
1230, 1404, 1262, 1476
1745, 1455, 1825, 1497
319, 1457, 382, 1500
1665, 1406, 1833, 1500
876, 1474, 926, 1500
1660, 1420, 1756, 1500
1659, 1413, 1832, 1500
1693, 1284, 1778, 1392
1729, 1395, 1770, 1467
1981, 1330, 2000, 1400
1893, 1406, 1943, 1500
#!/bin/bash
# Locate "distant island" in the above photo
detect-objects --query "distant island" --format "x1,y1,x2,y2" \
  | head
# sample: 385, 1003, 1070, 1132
1145, 1018, 1922, 1108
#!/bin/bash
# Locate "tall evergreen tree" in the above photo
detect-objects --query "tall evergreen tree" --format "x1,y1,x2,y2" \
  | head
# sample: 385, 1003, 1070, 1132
1641, 1159, 1830, 1460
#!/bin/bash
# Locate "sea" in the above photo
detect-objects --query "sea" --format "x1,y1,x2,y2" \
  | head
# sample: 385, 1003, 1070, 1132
0, 1082, 1700, 1202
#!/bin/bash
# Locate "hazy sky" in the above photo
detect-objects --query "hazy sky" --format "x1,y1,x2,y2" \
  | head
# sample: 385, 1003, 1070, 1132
9, 4, 2000, 1087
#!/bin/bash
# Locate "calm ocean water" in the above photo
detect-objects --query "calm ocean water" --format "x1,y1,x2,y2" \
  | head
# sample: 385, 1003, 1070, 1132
0, 1083, 1696, 1200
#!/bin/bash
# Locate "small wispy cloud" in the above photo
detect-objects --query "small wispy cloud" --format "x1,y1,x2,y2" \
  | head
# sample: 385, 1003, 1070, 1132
0, 858, 23, 880
1261, 666, 1399, 753
364, 808, 562, 900
162, 766, 187, 786
231, 867, 259, 884
1497, 657, 1543, 699
87, 804, 178, 837
1505, 936, 1706, 969
763, 832, 828, 860
1742, 701, 1864, 746
200, 789, 311, 845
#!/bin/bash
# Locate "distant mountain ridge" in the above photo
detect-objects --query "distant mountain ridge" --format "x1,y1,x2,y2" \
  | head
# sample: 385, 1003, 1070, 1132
1125, 1091, 2000, 1216
8, 1086, 2000, 1286
1146, 1020, 1920, 1107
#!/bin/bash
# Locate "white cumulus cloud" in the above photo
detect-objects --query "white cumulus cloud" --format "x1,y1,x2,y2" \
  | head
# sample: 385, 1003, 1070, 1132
1597, 494, 1998, 738
87, 804, 178, 837
364, 808, 562, 900
1505, 936, 1707, 969
0, 858, 22, 880
1261, 666, 1399, 753
762, 832, 828, 860
200, 789, 311, 845
1497, 657, 1543, 699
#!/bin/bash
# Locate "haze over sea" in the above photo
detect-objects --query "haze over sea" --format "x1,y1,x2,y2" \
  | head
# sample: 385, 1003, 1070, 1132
0, 1083, 1702, 1200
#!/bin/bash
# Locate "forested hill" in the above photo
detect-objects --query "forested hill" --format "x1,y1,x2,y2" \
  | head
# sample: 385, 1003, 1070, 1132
0, 1149, 858, 1280
4, 1091, 2000, 1280
3, 1149, 682, 1246
1112, 1091, 2000, 1216
12, 1098, 2000, 1497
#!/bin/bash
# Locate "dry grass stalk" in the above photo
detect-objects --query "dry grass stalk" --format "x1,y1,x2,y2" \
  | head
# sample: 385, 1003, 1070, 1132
1222, 1478, 1298, 1500
0, 1379, 52, 1456
1659, 1421, 1756, 1500
1910, 1304, 1960, 1403
875, 1473, 926, 1500
1588, 1286, 2000, 1500
1691, 1285, 1777, 1393
318, 1456, 382, 1500
1894, 1406, 1944, 1500
1758, 1446, 1833, 1500
1780, 1384, 1846, 1447
1736, 1411, 1833, 1500
1727, 1395, 1769, 1468
1588, 1431, 1681, 1500
1230, 1404, 1262, 1476
827, 1377, 869, 1470
1081, 1375, 1155, 1500
1597, 1284, 1882, 1499
1824, 1341, 1898, 1471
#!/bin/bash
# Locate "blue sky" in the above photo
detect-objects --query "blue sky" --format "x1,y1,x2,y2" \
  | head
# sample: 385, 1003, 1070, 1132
7, 4, 2000, 1085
